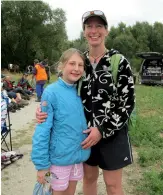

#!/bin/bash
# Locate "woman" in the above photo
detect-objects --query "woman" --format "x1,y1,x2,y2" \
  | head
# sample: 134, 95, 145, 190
36, 10, 135, 195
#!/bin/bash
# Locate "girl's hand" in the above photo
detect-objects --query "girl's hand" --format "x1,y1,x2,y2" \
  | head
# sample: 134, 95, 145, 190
37, 169, 49, 184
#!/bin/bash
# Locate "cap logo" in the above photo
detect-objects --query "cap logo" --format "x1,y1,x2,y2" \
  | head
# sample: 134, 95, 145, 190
90, 11, 94, 15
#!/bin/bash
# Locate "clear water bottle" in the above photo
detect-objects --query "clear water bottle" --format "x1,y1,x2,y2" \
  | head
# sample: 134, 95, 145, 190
33, 172, 53, 195
43, 172, 52, 194
43, 172, 59, 194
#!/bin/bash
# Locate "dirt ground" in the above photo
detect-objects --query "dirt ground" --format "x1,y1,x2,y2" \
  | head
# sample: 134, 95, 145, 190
1, 97, 141, 195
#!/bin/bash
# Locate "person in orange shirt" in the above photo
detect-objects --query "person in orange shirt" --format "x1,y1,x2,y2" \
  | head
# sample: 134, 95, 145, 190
33, 61, 47, 102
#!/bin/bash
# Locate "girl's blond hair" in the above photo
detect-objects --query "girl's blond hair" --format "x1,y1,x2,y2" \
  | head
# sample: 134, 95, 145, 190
57, 48, 85, 76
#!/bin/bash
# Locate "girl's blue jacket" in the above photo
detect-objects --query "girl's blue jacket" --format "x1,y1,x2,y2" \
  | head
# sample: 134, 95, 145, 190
31, 78, 90, 170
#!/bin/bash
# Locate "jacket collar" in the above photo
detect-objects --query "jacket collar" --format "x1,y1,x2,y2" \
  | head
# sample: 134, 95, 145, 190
58, 77, 76, 89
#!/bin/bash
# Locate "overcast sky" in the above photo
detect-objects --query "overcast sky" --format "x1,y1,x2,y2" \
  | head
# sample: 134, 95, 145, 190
43, 0, 163, 40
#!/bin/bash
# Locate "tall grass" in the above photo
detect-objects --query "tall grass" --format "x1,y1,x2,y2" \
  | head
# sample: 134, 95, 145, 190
130, 85, 163, 195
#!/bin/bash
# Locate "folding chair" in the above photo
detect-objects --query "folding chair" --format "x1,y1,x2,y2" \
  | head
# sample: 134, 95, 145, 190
1, 108, 12, 152
1, 98, 23, 170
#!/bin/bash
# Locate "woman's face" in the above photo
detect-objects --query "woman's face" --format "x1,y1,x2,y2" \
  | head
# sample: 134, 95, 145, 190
83, 16, 108, 47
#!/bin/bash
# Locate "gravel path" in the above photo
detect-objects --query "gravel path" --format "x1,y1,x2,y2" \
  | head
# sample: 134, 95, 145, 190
1, 97, 39, 195
1, 97, 139, 195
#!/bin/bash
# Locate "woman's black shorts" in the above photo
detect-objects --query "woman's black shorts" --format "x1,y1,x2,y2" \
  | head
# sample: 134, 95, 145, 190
85, 125, 133, 170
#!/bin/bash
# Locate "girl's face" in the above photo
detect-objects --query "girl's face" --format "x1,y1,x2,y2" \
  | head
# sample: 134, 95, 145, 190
62, 53, 84, 84
83, 17, 108, 47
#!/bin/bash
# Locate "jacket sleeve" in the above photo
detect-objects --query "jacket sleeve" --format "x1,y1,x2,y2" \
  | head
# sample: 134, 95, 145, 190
98, 55, 135, 138
31, 89, 56, 170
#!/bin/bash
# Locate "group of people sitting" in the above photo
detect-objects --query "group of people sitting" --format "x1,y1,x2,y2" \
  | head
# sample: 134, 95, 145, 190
1, 58, 51, 114
1, 73, 34, 113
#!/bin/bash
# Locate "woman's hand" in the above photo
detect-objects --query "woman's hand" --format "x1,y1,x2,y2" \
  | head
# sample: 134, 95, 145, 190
37, 169, 49, 184
81, 127, 102, 149
36, 106, 47, 123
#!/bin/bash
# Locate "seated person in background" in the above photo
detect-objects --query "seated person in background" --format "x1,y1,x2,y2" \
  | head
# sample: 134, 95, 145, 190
1, 74, 6, 82
1, 93, 7, 126
1, 80, 29, 109
1, 75, 24, 112
3, 75, 30, 100
17, 73, 34, 95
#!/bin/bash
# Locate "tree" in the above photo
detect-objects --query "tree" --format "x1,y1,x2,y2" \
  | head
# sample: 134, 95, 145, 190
1, 1, 68, 69
69, 32, 88, 52
150, 22, 163, 52
112, 34, 138, 59
130, 22, 150, 52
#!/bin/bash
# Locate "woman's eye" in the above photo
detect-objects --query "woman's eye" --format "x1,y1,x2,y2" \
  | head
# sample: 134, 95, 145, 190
97, 24, 103, 28
86, 25, 92, 28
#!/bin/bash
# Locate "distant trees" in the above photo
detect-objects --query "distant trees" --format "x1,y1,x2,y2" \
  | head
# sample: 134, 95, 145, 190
2, 1, 163, 72
1, 1, 68, 70
70, 22, 163, 72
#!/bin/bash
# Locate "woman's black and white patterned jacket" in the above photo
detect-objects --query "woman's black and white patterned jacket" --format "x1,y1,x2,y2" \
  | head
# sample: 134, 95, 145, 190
80, 49, 135, 139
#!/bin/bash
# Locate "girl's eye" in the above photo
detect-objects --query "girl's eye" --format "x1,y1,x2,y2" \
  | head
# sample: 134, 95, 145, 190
70, 62, 75, 65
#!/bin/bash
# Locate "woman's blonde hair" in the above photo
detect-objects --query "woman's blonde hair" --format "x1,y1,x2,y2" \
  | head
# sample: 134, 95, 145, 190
57, 48, 85, 76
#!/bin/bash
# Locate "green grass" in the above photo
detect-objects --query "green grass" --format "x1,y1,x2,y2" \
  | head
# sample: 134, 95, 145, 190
130, 84, 163, 195
44, 74, 57, 87
137, 170, 163, 195
138, 148, 163, 167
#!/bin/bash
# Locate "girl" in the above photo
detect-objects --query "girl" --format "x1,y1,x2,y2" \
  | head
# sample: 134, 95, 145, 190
31, 48, 90, 195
